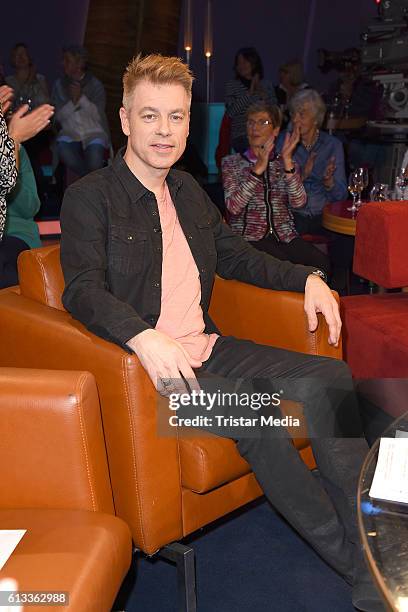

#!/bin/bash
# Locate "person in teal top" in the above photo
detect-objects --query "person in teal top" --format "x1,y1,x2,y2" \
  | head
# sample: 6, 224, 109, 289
0, 145, 41, 288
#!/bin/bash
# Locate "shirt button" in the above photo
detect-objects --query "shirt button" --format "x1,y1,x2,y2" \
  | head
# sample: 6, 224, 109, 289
188, 235, 193, 240
156, 246, 162, 252
152, 211, 158, 216
154, 282, 160, 288
153, 228, 161, 233
200, 267, 206, 273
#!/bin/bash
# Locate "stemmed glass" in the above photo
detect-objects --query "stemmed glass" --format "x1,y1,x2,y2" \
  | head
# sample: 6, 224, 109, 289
395, 167, 408, 200
370, 183, 390, 202
354, 167, 367, 207
347, 170, 364, 213
361, 168, 369, 204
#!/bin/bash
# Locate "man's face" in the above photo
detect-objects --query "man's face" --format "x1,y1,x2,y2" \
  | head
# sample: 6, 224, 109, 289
120, 80, 190, 172
247, 111, 279, 148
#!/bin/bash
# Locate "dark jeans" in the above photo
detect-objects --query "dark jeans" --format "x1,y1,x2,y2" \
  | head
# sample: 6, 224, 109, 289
293, 213, 355, 293
193, 336, 369, 581
57, 142, 106, 177
250, 234, 331, 278
293, 212, 325, 236
0, 236, 29, 289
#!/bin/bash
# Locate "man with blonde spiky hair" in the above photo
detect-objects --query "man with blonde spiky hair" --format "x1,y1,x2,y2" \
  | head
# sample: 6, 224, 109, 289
60, 54, 380, 611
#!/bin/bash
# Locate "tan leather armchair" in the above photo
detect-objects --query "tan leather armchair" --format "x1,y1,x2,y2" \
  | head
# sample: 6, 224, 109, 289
0, 368, 132, 612
0, 245, 341, 611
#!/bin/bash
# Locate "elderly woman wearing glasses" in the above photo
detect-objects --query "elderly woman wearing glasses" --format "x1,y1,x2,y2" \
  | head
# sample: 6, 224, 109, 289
221, 102, 330, 276
278, 89, 347, 235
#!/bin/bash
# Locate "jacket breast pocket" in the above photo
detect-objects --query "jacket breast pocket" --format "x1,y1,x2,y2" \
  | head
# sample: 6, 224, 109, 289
196, 217, 216, 257
109, 226, 148, 276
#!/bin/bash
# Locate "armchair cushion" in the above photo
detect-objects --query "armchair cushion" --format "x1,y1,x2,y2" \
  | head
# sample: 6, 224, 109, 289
0, 509, 131, 612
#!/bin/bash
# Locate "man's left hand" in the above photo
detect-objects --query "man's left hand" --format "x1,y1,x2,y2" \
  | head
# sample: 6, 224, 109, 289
304, 274, 341, 346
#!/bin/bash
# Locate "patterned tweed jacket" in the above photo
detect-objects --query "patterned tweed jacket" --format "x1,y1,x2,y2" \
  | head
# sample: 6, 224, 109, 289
221, 150, 306, 243
0, 108, 17, 241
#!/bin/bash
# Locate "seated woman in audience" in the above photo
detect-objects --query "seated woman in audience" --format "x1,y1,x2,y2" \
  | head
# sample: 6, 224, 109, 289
225, 47, 276, 153
52, 45, 110, 177
278, 89, 347, 235
0, 88, 17, 245
221, 102, 330, 277
0, 145, 41, 289
0, 85, 53, 288
6, 43, 51, 192
6, 43, 49, 111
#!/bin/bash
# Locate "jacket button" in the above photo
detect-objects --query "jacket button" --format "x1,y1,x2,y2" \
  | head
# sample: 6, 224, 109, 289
188, 235, 193, 240
154, 282, 160, 288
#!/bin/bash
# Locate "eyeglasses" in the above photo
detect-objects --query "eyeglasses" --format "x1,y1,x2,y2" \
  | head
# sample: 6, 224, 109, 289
247, 119, 273, 128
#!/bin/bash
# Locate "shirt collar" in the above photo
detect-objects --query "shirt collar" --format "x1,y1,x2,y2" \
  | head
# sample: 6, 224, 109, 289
243, 147, 278, 163
112, 148, 183, 202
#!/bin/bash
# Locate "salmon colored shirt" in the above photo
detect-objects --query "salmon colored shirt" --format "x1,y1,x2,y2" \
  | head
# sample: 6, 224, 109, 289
155, 184, 218, 363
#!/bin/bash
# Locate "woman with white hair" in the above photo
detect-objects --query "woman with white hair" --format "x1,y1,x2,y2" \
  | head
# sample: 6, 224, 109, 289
278, 88, 347, 235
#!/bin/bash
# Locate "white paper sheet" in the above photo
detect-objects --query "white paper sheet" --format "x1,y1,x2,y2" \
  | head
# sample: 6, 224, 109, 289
370, 437, 408, 504
0, 530, 26, 571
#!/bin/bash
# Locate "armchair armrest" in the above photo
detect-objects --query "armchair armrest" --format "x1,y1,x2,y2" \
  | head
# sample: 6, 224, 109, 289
0, 368, 114, 513
209, 277, 342, 359
0, 292, 183, 554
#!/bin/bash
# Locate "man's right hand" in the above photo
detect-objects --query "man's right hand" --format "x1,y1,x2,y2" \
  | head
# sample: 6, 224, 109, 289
126, 329, 202, 396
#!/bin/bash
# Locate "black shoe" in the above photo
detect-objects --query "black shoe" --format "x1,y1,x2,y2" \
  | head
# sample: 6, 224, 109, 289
352, 578, 386, 611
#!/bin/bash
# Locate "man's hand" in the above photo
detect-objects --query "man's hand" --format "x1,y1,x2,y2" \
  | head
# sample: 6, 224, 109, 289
252, 135, 275, 175
304, 274, 341, 346
323, 156, 336, 190
0, 85, 14, 115
127, 328, 202, 396
302, 151, 317, 181
8, 103, 54, 144
281, 125, 300, 171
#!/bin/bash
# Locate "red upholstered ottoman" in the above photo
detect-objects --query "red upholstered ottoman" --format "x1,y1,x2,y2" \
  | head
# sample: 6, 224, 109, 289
342, 203, 408, 421
353, 201, 408, 288
341, 294, 408, 419
341, 294, 408, 379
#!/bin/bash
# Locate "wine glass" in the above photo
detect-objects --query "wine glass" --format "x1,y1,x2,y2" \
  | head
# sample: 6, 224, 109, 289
370, 183, 389, 202
361, 168, 369, 203
395, 167, 408, 200
354, 167, 366, 207
347, 171, 363, 213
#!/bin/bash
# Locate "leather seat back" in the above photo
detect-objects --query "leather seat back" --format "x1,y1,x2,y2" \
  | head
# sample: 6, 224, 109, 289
18, 245, 65, 310
0, 368, 114, 513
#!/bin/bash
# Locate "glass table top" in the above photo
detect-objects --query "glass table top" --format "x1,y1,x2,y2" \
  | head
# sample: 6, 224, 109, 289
358, 413, 408, 611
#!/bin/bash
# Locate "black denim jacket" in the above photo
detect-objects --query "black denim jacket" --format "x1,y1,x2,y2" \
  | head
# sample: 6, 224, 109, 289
60, 151, 315, 350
